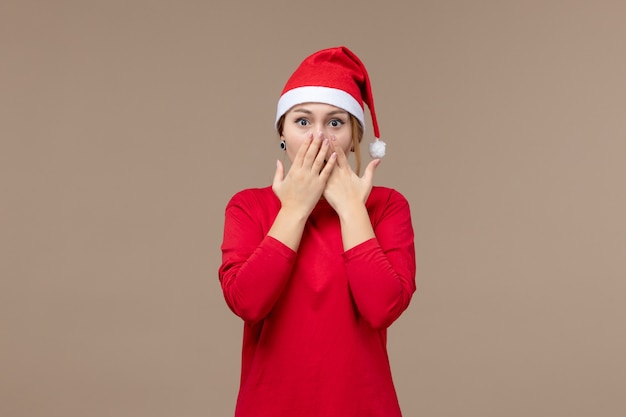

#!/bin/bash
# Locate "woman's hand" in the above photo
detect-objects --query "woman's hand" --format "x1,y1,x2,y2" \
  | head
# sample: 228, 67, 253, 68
323, 136, 380, 251
269, 132, 337, 251
323, 136, 380, 217
272, 132, 336, 218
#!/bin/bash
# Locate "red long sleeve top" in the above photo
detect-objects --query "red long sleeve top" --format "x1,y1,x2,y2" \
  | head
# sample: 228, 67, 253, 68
219, 185, 416, 417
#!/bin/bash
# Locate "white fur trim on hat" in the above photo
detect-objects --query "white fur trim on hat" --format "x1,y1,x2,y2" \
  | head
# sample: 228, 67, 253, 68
275, 86, 365, 131
369, 138, 386, 158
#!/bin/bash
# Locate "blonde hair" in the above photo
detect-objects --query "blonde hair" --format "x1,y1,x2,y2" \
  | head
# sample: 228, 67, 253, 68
276, 114, 364, 175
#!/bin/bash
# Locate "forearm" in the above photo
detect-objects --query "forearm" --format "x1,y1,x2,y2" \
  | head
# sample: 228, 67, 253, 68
337, 202, 375, 251
267, 206, 309, 251
220, 236, 296, 323
344, 239, 416, 329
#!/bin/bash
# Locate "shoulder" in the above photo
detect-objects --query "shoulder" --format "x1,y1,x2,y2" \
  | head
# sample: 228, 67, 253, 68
221, 188, 278, 244
366, 186, 413, 225
367, 186, 410, 207
228, 186, 278, 206
226, 186, 278, 210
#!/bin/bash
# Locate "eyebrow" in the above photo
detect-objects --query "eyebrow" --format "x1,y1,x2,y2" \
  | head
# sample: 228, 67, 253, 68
292, 108, 348, 116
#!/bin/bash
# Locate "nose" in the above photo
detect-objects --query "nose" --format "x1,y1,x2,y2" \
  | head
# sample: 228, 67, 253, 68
314, 125, 331, 140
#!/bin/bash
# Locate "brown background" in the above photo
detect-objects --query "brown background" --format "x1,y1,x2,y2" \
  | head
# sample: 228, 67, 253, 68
2, 1, 625, 416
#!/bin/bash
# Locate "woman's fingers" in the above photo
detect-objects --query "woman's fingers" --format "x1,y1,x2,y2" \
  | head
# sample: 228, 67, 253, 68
291, 131, 335, 174
311, 137, 331, 172
291, 132, 314, 167
322, 136, 380, 209
319, 151, 337, 179
362, 158, 381, 184
328, 135, 349, 167
273, 159, 285, 187
301, 131, 325, 168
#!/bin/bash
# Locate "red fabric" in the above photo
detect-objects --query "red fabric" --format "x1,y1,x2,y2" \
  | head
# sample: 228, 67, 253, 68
281, 47, 366, 107
219, 186, 416, 417
279, 46, 381, 139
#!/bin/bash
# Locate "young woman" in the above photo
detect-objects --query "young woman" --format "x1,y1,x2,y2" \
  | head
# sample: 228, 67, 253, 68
219, 46, 416, 417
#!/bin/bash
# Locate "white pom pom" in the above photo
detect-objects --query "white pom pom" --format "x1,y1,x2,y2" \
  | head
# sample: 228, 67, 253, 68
369, 138, 386, 158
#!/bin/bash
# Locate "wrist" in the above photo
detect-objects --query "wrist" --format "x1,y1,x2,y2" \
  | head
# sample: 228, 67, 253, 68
267, 206, 310, 252
336, 200, 368, 222
277, 205, 311, 225
338, 204, 375, 251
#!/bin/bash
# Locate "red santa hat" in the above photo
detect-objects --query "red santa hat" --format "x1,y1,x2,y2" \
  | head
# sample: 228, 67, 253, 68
275, 46, 386, 158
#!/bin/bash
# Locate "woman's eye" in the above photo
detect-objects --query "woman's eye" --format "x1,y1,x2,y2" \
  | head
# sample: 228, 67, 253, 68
329, 119, 344, 127
296, 118, 309, 126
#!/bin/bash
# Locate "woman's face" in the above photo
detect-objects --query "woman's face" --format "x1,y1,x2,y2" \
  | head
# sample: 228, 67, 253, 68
281, 103, 353, 163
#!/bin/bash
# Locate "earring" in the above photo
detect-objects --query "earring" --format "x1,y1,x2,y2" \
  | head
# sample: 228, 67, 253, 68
280, 140, 286, 150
